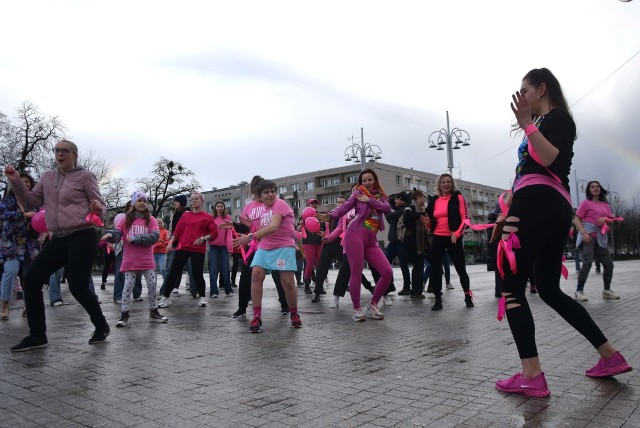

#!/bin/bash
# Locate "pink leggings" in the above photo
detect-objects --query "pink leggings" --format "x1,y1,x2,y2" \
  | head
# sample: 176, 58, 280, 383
302, 244, 322, 281
343, 228, 392, 309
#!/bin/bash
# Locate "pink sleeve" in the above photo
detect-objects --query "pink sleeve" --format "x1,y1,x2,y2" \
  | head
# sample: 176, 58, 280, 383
326, 223, 343, 242
575, 200, 589, 219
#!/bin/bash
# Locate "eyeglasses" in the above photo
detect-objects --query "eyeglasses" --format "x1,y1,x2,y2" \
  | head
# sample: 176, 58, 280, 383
52, 148, 72, 154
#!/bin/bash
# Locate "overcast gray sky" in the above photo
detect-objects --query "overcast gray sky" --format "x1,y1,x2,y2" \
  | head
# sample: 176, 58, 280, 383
1, 0, 639, 208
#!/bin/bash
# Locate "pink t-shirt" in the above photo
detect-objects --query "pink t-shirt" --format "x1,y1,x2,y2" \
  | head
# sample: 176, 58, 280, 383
209, 214, 233, 250
576, 199, 613, 225
241, 200, 265, 232
433, 194, 467, 237
257, 198, 296, 250
119, 216, 158, 272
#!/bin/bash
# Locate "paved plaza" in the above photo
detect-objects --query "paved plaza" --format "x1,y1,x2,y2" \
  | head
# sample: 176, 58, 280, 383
0, 259, 639, 427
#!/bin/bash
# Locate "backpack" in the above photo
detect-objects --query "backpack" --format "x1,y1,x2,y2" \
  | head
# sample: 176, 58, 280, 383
396, 207, 412, 242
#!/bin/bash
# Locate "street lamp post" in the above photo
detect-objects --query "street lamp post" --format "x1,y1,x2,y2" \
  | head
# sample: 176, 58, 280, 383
573, 171, 589, 206
609, 190, 621, 258
344, 127, 382, 172
428, 111, 471, 174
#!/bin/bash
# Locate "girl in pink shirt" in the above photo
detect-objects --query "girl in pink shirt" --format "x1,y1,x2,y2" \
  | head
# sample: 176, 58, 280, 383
233, 179, 301, 333
208, 200, 234, 297
102, 191, 168, 327
574, 181, 618, 300
425, 173, 473, 311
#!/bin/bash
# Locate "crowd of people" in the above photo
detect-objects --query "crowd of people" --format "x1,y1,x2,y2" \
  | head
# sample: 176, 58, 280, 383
0, 68, 632, 398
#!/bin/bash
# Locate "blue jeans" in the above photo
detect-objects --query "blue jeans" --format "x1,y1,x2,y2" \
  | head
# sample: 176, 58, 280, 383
154, 253, 166, 283
442, 250, 451, 284
48, 268, 64, 304
423, 258, 432, 286
208, 245, 232, 296
1, 259, 21, 302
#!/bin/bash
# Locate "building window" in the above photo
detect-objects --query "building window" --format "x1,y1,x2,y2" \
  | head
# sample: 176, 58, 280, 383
235, 199, 241, 208
329, 196, 337, 204
305, 181, 314, 191
291, 183, 300, 192
278, 185, 287, 193
347, 175, 358, 183
320, 179, 329, 187
291, 200, 301, 208
332, 178, 340, 186
321, 197, 328, 205
405, 177, 411, 187
396, 175, 401, 185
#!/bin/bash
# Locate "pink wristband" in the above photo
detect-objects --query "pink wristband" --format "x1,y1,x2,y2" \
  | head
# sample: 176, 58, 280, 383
524, 124, 538, 137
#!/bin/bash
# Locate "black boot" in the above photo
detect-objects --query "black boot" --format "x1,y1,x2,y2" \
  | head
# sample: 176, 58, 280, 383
464, 291, 475, 308
311, 294, 320, 303
431, 292, 443, 311
304, 279, 312, 295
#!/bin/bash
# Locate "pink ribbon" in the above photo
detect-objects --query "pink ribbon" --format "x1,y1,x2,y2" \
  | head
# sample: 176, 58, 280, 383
85, 213, 104, 227
561, 255, 568, 280
498, 191, 510, 217
497, 232, 520, 279
527, 140, 562, 183
462, 219, 494, 231
497, 296, 506, 321
601, 217, 624, 235
230, 228, 247, 263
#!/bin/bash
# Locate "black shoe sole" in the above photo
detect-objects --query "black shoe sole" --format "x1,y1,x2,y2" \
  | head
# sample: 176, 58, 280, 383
11, 342, 48, 352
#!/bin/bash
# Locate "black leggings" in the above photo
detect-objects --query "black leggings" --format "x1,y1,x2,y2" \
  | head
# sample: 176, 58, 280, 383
163, 250, 205, 298
313, 240, 342, 294
500, 186, 607, 359
427, 235, 470, 295
237, 252, 288, 311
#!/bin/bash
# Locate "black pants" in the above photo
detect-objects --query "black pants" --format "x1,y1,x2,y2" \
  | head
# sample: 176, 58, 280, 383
313, 240, 342, 294
237, 253, 288, 311
24, 229, 107, 337
333, 253, 373, 297
428, 235, 470, 295
410, 252, 425, 295
230, 253, 242, 284
500, 186, 607, 358
163, 250, 205, 298
101, 250, 116, 284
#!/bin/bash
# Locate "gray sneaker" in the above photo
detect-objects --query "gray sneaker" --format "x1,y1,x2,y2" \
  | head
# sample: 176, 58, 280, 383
575, 291, 588, 302
149, 309, 168, 323
602, 289, 620, 299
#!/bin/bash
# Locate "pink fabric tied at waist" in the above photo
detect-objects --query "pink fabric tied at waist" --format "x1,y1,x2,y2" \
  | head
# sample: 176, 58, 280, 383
497, 232, 520, 280
462, 219, 494, 231
561, 255, 568, 280
497, 296, 506, 321
230, 228, 249, 263
498, 191, 510, 217
601, 217, 624, 235
301, 226, 307, 239
85, 212, 104, 227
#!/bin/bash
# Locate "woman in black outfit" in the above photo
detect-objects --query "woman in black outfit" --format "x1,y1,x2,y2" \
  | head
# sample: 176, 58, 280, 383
495, 68, 631, 397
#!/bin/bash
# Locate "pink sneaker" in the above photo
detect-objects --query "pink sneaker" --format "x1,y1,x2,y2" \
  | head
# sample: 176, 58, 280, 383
586, 351, 632, 378
495, 372, 550, 397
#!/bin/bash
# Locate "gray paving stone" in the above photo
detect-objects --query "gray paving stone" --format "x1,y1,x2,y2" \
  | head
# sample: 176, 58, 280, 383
1, 261, 639, 427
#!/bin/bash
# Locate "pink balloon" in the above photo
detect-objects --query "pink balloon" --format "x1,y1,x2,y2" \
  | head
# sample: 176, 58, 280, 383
301, 207, 316, 220
114, 213, 126, 228
31, 210, 48, 233
304, 217, 321, 233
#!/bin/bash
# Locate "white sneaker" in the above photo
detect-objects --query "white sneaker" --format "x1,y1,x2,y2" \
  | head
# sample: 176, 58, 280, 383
134, 296, 145, 302
352, 309, 365, 322
172, 289, 181, 296
329, 295, 339, 308
199, 297, 208, 307
158, 297, 172, 308
602, 289, 620, 299
367, 303, 384, 320
575, 291, 588, 302
324, 278, 332, 287
382, 295, 392, 306
446, 283, 454, 289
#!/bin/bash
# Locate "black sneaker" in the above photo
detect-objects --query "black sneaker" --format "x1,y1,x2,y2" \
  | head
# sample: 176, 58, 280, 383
11, 335, 48, 352
116, 311, 129, 328
281, 308, 290, 315
311, 295, 320, 303
304, 285, 312, 295
89, 325, 111, 344
398, 288, 411, 296
232, 309, 246, 318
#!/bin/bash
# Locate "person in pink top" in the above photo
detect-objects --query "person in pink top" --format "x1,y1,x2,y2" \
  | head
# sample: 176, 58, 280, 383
233, 179, 301, 333
425, 173, 473, 311
317, 169, 392, 322
573, 181, 619, 301
158, 192, 217, 309
102, 191, 168, 327
208, 200, 234, 297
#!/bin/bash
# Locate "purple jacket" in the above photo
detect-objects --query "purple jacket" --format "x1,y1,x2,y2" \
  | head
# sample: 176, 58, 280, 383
10, 167, 106, 237
329, 189, 391, 233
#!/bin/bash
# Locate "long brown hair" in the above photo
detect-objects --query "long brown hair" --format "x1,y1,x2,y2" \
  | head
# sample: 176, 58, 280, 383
124, 200, 151, 228
358, 168, 387, 199
212, 200, 227, 218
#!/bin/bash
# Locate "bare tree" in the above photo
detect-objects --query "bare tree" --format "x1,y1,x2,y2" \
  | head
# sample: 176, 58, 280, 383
78, 149, 111, 188
0, 101, 67, 192
102, 177, 132, 215
136, 157, 200, 217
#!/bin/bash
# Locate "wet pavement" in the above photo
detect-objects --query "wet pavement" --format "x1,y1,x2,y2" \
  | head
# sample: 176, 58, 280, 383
1, 259, 639, 427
